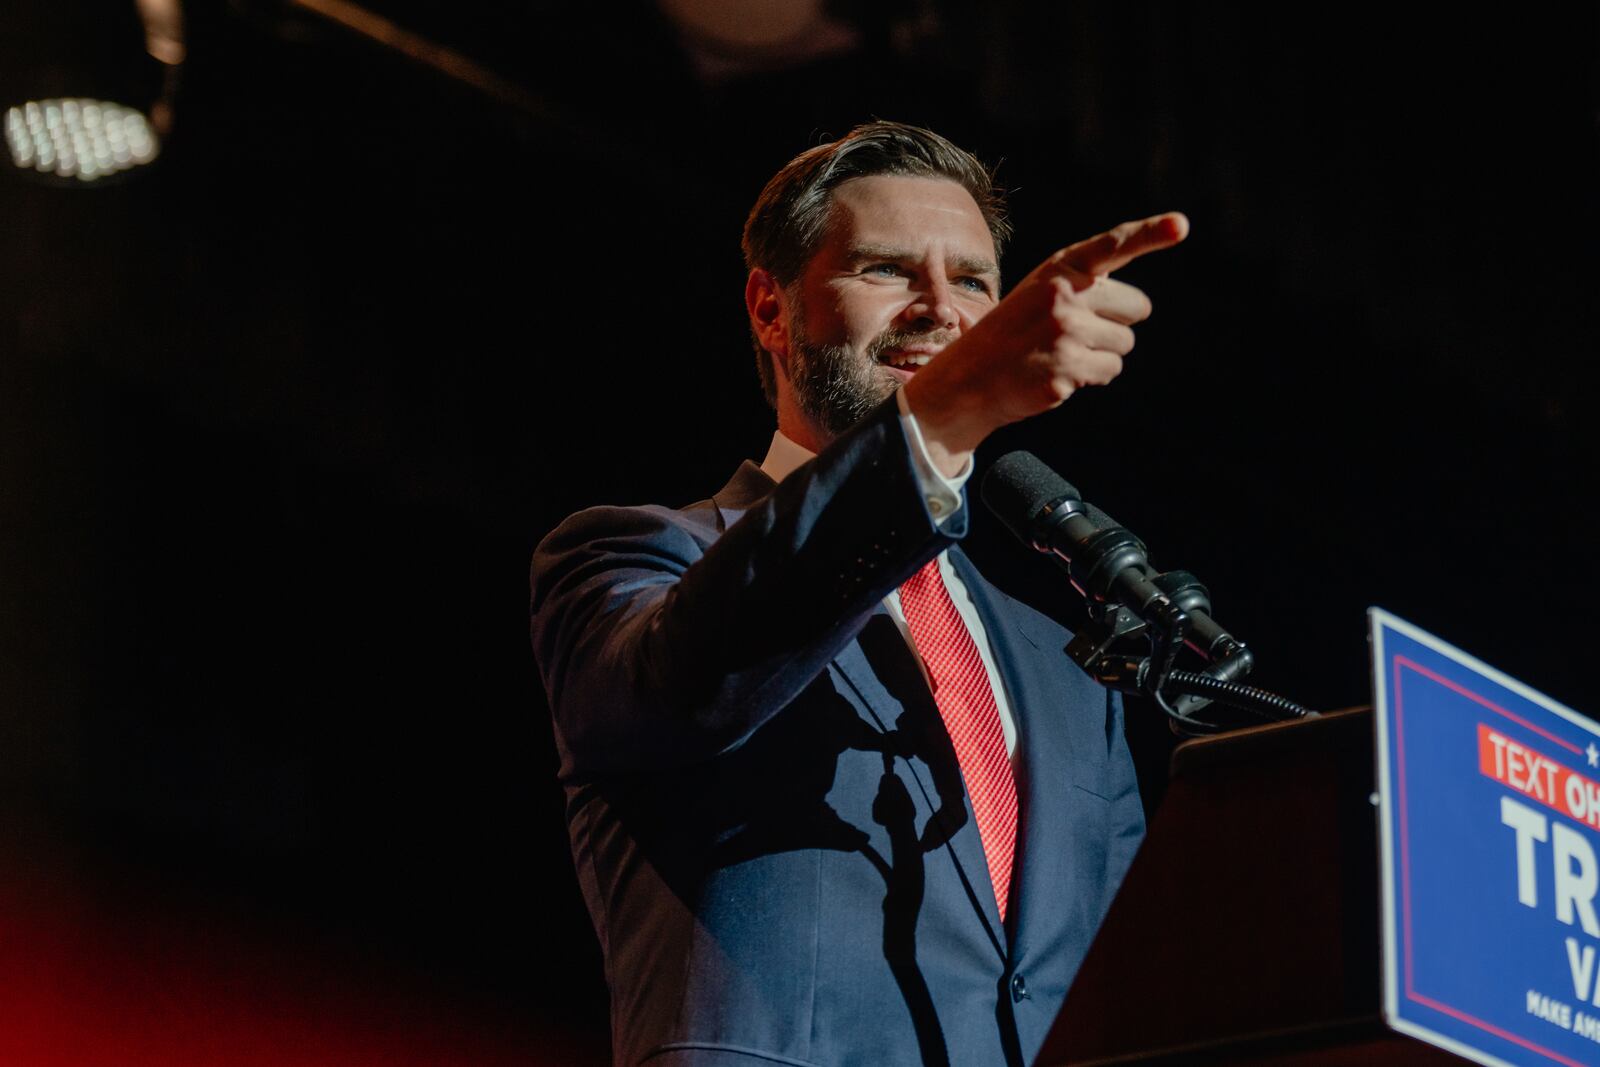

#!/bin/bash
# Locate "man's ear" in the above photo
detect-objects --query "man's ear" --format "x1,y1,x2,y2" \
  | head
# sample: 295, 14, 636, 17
745, 268, 790, 374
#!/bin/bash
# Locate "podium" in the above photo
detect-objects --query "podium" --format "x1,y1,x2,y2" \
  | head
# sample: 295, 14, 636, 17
1037, 707, 1466, 1065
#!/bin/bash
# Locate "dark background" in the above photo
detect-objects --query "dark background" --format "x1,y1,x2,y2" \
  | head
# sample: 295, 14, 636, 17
2, 3, 1595, 1061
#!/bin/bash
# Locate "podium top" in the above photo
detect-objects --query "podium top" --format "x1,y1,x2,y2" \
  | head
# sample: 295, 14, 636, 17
1170, 705, 1373, 779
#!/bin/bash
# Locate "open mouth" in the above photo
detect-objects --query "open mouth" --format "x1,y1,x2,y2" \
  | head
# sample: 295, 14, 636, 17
874, 332, 952, 379
878, 347, 941, 377
881, 350, 934, 369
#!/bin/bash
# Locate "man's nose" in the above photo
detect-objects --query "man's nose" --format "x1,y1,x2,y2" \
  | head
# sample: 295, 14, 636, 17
903, 275, 959, 331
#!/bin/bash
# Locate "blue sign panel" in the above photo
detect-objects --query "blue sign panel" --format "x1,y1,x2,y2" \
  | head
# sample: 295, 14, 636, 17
1372, 609, 1600, 1066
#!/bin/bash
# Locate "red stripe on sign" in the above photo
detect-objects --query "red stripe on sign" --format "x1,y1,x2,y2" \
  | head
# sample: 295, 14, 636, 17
1478, 723, 1600, 831
1398, 655, 1583, 754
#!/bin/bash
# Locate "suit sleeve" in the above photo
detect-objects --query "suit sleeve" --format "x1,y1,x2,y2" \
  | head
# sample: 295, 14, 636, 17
530, 398, 965, 776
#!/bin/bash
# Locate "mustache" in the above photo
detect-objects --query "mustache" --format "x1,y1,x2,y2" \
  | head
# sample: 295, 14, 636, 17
868, 327, 958, 361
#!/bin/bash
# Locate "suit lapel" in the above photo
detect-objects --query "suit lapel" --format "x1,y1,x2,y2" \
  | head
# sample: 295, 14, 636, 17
945, 548, 1087, 960
711, 459, 777, 531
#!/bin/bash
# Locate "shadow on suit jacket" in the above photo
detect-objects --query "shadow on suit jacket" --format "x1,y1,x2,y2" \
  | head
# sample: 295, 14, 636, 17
531, 397, 1144, 1067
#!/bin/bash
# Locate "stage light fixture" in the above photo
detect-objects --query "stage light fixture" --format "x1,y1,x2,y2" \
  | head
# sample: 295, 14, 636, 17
6, 99, 159, 182
2, 0, 181, 186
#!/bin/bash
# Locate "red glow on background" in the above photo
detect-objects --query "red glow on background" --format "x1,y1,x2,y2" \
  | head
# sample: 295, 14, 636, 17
0, 871, 587, 1066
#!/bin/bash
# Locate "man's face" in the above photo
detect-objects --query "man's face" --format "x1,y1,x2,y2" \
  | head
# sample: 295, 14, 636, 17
782, 174, 1000, 440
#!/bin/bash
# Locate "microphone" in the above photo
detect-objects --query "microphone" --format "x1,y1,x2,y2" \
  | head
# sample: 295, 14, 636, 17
980, 451, 1250, 673
981, 452, 1168, 617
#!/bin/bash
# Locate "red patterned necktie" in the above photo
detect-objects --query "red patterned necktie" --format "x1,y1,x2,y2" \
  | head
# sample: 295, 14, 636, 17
898, 558, 1019, 921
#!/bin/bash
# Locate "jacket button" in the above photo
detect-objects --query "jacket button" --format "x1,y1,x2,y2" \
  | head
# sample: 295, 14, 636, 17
1010, 972, 1030, 1002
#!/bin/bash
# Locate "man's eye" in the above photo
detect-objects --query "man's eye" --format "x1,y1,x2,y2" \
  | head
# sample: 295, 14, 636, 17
957, 277, 991, 294
865, 263, 902, 276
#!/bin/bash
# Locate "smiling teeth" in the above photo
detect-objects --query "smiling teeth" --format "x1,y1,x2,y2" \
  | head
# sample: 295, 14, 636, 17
886, 353, 932, 367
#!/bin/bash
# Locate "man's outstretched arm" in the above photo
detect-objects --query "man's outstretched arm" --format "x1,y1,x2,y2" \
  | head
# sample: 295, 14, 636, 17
531, 397, 957, 777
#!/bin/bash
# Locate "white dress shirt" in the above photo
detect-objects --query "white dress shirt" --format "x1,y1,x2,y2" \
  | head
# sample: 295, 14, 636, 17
757, 391, 1020, 761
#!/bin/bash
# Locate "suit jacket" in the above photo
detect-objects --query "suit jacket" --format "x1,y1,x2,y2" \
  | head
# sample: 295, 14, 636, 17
530, 398, 1144, 1067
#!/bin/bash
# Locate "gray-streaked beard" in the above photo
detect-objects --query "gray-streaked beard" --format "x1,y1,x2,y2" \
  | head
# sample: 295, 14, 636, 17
787, 314, 955, 440
788, 332, 897, 440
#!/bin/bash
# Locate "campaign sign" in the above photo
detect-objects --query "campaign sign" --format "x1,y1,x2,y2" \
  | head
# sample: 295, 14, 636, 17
1372, 609, 1600, 1066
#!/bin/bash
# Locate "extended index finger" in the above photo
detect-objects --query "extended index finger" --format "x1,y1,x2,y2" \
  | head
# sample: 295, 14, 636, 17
1055, 212, 1190, 277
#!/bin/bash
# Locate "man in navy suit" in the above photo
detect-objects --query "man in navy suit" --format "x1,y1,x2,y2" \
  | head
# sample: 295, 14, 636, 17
531, 122, 1187, 1066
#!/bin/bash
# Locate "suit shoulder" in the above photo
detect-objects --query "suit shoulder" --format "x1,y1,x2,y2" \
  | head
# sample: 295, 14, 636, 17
531, 497, 722, 602
535, 496, 722, 559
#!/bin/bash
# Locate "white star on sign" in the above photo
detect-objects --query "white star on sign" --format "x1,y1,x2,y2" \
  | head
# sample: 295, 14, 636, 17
1587, 742, 1599, 769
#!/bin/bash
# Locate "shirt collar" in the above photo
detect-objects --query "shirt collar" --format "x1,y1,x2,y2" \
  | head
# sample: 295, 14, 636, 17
758, 429, 816, 484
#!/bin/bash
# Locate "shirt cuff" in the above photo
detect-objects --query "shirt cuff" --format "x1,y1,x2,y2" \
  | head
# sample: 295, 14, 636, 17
896, 387, 970, 525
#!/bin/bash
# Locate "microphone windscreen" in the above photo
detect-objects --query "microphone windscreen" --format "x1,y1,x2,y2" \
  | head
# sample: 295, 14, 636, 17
981, 451, 1081, 544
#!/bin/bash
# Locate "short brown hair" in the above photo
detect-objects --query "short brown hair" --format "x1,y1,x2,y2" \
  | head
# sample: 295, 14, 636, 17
741, 121, 1010, 407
